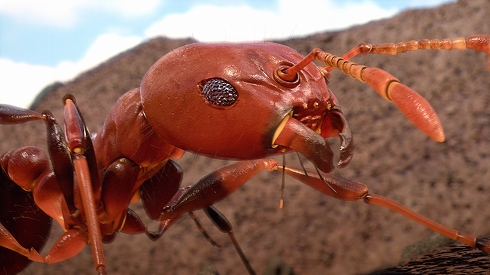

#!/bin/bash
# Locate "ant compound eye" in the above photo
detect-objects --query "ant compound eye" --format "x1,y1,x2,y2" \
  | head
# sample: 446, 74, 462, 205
201, 78, 238, 107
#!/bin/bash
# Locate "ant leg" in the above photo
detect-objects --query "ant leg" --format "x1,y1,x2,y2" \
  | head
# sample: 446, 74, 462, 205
203, 206, 256, 275
280, 165, 490, 253
364, 194, 490, 252
155, 159, 278, 274
63, 98, 106, 275
188, 211, 222, 248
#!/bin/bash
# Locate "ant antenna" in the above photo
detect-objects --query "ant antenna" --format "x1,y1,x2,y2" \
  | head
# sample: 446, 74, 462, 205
314, 166, 337, 194
274, 49, 320, 84
295, 151, 309, 178
280, 154, 286, 208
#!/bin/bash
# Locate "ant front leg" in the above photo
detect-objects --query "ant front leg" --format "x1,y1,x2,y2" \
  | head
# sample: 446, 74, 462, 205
158, 158, 278, 275
117, 159, 220, 247
114, 159, 182, 237
279, 165, 490, 253
159, 159, 278, 226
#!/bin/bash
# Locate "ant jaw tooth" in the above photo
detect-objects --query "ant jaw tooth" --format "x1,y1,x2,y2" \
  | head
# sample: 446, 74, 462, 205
272, 112, 293, 149
272, 115, 334, 173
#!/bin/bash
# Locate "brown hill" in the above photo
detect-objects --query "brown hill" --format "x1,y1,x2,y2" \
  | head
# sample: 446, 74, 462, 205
2, 0, 490, 274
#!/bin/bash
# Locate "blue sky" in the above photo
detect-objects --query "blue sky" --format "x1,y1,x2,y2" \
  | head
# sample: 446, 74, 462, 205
0, 0, 454, 108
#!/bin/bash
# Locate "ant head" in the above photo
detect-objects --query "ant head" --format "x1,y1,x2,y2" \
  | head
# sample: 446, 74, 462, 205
141, 42, 352, 171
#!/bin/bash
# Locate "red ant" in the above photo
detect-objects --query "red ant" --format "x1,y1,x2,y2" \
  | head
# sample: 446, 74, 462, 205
1, 35, 489, 274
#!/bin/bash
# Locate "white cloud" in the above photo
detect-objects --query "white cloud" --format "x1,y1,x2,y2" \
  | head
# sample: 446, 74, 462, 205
0, 0, 80, 26
0, 33, 143, 107
103, 0, 161, 17
0, 0, 161, 27
405, 0, 455, 8
146, 5, 280, 42
145, 0, 397, 42
0, 59, 59, 107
